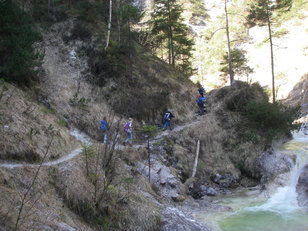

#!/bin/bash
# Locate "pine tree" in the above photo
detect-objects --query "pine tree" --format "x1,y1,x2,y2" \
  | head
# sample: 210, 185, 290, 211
150, 0, 194, 75
0, 0, 41, 85
246, 0, 292, 102
219, 48, 253, 84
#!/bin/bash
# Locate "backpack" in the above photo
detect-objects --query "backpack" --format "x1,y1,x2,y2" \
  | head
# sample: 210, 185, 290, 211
164, 112, 170, 121
123, 122, 130, 132
100, 120, 107, 131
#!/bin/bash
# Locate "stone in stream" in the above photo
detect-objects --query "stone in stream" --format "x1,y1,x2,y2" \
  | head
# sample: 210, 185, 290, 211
296, 164, 308, 207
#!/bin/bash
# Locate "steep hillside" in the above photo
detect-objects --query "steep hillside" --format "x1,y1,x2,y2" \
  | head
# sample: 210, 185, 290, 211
285, 74, 308, 116
0, 81, 79, 162
0, 1, 303, 231
38, 19, 196, 141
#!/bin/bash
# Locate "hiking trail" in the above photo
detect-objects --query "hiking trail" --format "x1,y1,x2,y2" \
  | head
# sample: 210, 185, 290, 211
0, 117, 203, 169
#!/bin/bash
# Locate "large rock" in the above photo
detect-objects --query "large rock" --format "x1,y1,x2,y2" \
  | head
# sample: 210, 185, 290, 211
161, 207, 211, 231
296, 164, 308, 207
256, 148, 295, 186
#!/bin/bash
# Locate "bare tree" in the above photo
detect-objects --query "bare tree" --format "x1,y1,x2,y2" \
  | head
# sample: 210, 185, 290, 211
224, 0, 234, 85
105, 0, 113, 50
246, 0, 292, 103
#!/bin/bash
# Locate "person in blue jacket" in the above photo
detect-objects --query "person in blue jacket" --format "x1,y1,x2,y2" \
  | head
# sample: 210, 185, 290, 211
100, 117, 108, 144
196, 95, 207, 115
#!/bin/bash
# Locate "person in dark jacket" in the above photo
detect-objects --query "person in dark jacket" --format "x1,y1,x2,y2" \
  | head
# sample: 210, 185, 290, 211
163, 109, 174, 130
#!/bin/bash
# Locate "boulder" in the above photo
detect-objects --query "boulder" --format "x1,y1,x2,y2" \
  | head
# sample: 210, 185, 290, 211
296, 164, 308, 207
161, 207, 211, 231
256, 148, 295, 186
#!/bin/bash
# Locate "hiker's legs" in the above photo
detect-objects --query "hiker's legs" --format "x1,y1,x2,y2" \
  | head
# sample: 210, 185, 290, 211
198, 104, 204, 115
169, 121, 172, 130
103, 131, 107, 144
125, 132, 132, 145
128, 132, 132, 146
163, 120, 168, 129
164, 120, 172, 130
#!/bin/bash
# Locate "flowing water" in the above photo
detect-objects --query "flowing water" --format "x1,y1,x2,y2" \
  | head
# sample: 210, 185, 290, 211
195, 131, 308, 231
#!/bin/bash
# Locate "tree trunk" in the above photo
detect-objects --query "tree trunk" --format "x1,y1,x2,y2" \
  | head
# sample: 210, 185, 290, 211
266, 0, 275, 103
147, 136, 151, 183
225, 0, 234, 85
117, 0, 122, 43
167, 0, 174, 65
105, 0, 113, 50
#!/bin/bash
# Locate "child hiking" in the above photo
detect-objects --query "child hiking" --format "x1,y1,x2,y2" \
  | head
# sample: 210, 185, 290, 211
123, 118, 133, 147
163, 109, 174, 130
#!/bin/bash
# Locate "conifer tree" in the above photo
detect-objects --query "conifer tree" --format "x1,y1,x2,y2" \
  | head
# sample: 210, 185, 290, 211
219, 48, 253, 83
0, 0, 41, 84
246, 0, 292, 103
151, 0, 194, 75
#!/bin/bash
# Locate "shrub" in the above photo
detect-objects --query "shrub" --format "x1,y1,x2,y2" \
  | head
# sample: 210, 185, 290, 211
0, 0, 42, 84
240, 101, 301, 141
225, 82, 267, 111
224, 83, 300, 143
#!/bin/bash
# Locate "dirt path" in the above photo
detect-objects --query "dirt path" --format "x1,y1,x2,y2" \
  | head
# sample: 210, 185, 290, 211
0, 118, 203, 169
0, 129, 91, 169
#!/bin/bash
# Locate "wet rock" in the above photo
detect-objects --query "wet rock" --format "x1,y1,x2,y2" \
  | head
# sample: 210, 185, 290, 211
189, 184, 218, 198
256, 148, 295, 186
212, 173, 238, 188
200, 185, 208, 192
213, 173, 222, 184
296, 164, 308, 207
161, 207, 211, 231
206, 187, 218, 196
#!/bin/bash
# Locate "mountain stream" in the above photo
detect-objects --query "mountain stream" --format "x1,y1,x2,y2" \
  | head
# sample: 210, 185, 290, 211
194, 131, 308, 231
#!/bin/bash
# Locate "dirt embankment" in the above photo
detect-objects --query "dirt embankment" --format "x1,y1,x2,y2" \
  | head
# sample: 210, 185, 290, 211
155, 83, 298, 197
0, 82, 79, 162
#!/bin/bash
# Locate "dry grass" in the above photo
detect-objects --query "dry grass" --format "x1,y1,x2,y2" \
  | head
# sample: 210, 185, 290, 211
0, 83, 79, 162
159, 85, 273, 186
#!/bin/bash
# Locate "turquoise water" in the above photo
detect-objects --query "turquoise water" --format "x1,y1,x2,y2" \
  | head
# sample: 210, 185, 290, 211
196, 133, 308, 231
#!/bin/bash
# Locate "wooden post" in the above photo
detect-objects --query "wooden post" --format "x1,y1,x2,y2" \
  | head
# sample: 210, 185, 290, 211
192, 140, 200, 178
147, 136, 151, 183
